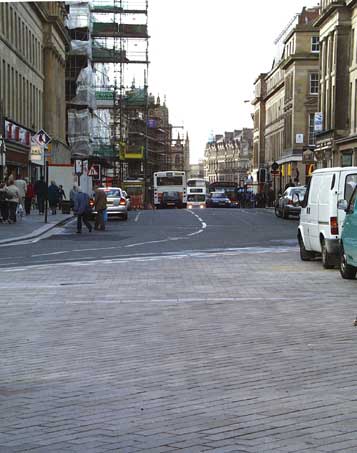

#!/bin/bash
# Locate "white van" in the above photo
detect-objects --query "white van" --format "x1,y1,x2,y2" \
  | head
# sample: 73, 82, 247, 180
297, 167, 357, 268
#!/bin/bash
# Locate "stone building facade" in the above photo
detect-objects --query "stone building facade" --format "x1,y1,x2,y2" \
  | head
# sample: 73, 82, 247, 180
252, 6, 320, 193
171, 133, 190, 173
0, 2, 69, 180
204, 129, 253, 184
314, 0, 357, 168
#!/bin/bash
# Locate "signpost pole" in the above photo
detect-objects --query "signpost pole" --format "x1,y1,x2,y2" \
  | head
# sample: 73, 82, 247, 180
44, 156, 48, 224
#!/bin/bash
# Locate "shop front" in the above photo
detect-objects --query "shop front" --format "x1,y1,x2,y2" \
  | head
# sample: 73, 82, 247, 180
4, 120, 32, 180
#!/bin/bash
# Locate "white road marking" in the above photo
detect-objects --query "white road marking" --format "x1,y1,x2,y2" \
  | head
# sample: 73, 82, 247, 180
134, 212, 142, 222
0, 246, 298, 272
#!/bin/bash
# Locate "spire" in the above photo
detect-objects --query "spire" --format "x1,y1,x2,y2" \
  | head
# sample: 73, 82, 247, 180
131, 77, 136, 89
163, 95, 167, 107
156, 95, 161, 105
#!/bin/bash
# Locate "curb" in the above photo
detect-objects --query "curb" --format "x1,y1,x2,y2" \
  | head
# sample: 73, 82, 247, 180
0, 215, 75, 245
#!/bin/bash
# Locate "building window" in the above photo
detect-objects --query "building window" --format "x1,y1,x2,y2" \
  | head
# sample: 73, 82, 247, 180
309, 73, 319, 95
308, 113, 316, 145
311, 36, 319, 53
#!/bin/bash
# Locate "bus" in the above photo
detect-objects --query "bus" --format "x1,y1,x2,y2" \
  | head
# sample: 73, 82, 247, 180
153, 171, 187, 208
187, 178, 208, 209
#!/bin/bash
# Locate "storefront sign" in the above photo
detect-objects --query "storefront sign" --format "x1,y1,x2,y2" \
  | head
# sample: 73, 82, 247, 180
5, 121, 31, 147
296, 134, 304, 144
314, 112, 323, 133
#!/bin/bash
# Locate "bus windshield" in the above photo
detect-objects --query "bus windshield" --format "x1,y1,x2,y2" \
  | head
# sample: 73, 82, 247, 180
157, 176, 183, 186
187, 180, 206, 187
187, 194, 206, 202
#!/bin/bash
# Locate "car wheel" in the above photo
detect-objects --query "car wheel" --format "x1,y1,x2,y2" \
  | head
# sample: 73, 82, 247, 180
321, 239, 335, 269
275, 206, 280, 217
298, 234, 314, 261
340, 245, 357, 279
282, 207, 289, 219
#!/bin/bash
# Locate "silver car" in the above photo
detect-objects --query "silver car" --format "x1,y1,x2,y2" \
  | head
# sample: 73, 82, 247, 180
95, 187, 128, 220
275, 186, 306, 219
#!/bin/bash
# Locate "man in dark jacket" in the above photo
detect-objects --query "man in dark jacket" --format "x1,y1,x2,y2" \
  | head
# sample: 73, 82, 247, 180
74, 187, 92, 234
34, 176, 47, 214
94, 184, 107, 231
48, 181, 60, 215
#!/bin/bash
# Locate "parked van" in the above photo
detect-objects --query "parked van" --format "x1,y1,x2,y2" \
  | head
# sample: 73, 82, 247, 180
340, 185, 357, 279
297, 167, 357, 268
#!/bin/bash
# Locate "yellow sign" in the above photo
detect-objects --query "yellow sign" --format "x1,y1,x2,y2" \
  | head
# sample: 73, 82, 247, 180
281, 164, 285, 177
287, 163, 291, 177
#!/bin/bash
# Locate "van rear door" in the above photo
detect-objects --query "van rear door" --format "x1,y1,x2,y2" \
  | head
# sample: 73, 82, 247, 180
307, 173, 322, 251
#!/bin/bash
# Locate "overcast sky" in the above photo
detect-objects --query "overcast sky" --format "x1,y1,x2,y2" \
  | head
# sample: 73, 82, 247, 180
148, 0, 320, 163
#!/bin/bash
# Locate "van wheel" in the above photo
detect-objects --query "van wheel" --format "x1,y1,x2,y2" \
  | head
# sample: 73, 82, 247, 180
298, 235, 314, 261
321, 239, 335, 269
340, 245, 357, 279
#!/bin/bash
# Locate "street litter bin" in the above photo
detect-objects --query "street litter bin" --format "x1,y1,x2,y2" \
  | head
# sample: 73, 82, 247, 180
61, 200, 71, 214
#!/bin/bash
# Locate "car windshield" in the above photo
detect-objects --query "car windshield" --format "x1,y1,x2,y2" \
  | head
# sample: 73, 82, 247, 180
103, 189, 121, 198
291, 188, 306, 198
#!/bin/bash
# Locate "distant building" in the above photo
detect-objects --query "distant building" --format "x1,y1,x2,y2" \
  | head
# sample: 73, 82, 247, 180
252, 6, 320, 192
203, 129, 253, 184
171, 133, 190, 172
188, 160, 204, 179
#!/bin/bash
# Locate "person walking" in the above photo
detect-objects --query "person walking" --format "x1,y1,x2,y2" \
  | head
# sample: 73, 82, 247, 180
6, 179, 20, 223
14, 175, 27, 209
34, 176, 47, 214
58, 185, 66, 210
24, 179, 35, 215
48, 180, 60, 215
0, 182, 9, 223
69, 185, 78, 210
94, 184, 107, 231
74, 187, 92, 234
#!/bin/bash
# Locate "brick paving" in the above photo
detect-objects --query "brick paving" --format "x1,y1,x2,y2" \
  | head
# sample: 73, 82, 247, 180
0, 246, 357, 452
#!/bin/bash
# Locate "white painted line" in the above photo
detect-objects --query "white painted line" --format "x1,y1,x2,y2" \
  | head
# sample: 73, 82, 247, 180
134, 212, 142, 223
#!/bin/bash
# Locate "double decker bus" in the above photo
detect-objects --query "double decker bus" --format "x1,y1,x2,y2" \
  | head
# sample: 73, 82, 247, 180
187, 178, 208, 209
153, 171, 187, 208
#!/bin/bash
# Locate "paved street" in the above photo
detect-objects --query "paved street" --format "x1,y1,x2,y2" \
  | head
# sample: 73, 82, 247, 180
1, 209, 357, 452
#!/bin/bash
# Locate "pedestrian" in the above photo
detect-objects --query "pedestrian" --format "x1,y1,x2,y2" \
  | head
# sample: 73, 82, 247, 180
14, 174, 27, 210
74, 187, 92, 234
0, 182, 9, 223
94, 183, 107, 231
34, 176, 47, 214
24, 179, 35, 215
48, 180, 60, 215
58, 185, 66, 209
6, 179, 20, 223
69, 185, 78, 210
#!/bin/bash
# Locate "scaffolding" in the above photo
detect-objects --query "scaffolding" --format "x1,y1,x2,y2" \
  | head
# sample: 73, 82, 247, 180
65, 0, 149, 189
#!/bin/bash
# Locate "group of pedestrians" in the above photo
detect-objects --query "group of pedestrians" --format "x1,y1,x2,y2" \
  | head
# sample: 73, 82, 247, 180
72, 182, 107, 234
0, 175, 67, 224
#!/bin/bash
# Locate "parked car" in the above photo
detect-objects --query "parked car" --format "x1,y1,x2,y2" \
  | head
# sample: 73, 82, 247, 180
340, 185, 357, 279
206, 192, 232, 208
275, 186, 306, 219
122, 190, 131, 211
91, 187, 128, 220
297, 167, 357, 268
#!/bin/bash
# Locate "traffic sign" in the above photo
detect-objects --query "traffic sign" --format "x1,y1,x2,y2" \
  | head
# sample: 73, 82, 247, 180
271, 161, 279, 171
88, 166, 98, 177
75, 159, 83, 175
271, 170, 280, 177
33, 129, 52, 147
88, 164, 100, 180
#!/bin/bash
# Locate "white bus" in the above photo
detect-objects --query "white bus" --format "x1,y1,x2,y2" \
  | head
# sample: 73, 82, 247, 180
153, 171, 187, 208
187, 178, 208, 209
